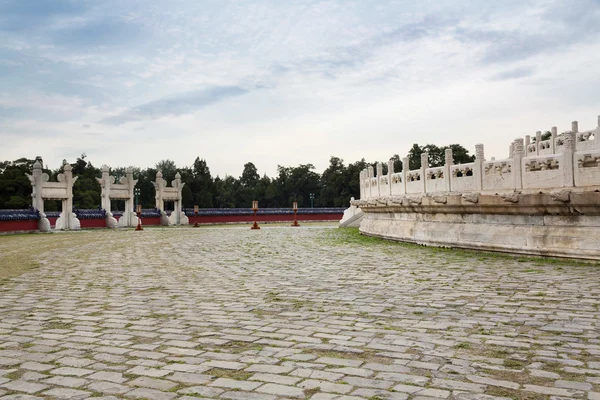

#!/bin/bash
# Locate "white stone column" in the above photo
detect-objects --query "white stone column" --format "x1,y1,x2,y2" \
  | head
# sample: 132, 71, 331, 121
513, 138, 524, 189
420, 152, 428, 193
444, 148, 453, 192
28, 161, 45, 212
97, 165, 112, 212
536, 131, 542, 155
551, 127, 557, 154
474, 144, 484, 191
387, 159, 394, 196
367, 166, 374, 199
376, 162, 383, 198
172, 172, 184, 225
401, 157, 408, 195
64, 164, 79, 230
563, 131, 575, 187
359, 170, 365, 199
154, 171, 165, 211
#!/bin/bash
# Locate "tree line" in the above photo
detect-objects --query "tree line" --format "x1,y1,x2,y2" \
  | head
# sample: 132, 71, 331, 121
0, 143, 475, 210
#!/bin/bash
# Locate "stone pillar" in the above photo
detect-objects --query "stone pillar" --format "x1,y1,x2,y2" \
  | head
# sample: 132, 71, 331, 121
64, 164, 78, 230
154, 171, 165, 211
387, 159, 394, 196
359, 170, 365, 199
509, 142, 514, 159
525, 135, 531, 153
563, 131, 575, 187
444, 148, 453, 192
367, 166, 374, 199
572, 121, 579, 133
551, 127, 557, 154
420, 152, 428, 193
401, 157, 409, 195
513, 138, 524, 189
29, 161, 45, 212
536, 131, 542, 155
172, 172, 184, 225
97, 165, 112, 212
376, 162, 383, 197
474, 144, 484, 191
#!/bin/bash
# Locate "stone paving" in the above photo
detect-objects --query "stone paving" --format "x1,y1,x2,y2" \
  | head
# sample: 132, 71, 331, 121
0, 226, 599, 400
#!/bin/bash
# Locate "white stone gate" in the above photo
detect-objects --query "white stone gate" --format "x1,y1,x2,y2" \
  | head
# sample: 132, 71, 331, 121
152, 171, 189, 225
27, 161, 80, 231
96, 166, 139, 228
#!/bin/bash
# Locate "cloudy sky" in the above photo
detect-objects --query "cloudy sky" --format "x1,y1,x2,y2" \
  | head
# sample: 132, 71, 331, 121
1, 0, 599, 177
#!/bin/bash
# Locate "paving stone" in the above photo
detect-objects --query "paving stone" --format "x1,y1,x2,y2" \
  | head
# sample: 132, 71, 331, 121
128, 376, 177, 391
87, 380, 133, 394
50, 367, 94, 377
40, 388, 90, 399
209, 378, 262, 390
202, 360, 246, 370
1, 227, 599, 400
167, 371, 212, 385
1, 380, 48, 394
178, 385, 224, 397
86, 371, 127, 383
298, 379, 354, 394
255, 383, 305, 398
249, 372, 301, 385
123, 387, 177, 400
220, 391, 276, 400
315, 357, 362, 367
41, 376, 88, 388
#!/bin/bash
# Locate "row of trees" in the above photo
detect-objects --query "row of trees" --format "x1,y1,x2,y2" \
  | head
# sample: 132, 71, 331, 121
0, 143, 475, 210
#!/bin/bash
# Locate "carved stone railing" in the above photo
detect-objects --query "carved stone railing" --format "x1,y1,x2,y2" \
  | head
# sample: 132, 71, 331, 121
353, 115, 600, 260
359, 116, 600, 199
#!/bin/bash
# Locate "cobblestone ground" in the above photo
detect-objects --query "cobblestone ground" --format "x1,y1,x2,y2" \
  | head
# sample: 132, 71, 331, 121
0, 226, 599, 400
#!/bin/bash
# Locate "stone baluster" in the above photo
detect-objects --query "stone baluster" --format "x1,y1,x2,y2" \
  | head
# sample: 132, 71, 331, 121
359, 169, 365, 199
525, 135, 531, 154
30, 161, 44, 212
376, 162, 383, 197
421, 152, 428, 193
387, 159, 394, 196
509, 142, 514, 159
563, 131, 575, 187
513, 138, 524, 189
551, 127, 557, 154
444, 148, 453, 192
154, 171, 164, 210
536, 131, 542, 155
367, 165, 374, 199
401, 157, 408, 195
572, 121, 579, 133
62, 164, 78, 230
97, 165, 111, 212
173, 172, 184, 225
474, 144, 484, 191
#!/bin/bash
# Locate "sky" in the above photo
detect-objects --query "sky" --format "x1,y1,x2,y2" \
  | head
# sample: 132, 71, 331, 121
1, 0, 599, 178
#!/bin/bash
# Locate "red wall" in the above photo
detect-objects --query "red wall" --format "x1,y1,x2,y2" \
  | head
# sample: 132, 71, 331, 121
188, 213, 342, 225
0, 220, 38, 232
80, 219, 106, 228
0, 213, 342, 232
140, 217, 161, 226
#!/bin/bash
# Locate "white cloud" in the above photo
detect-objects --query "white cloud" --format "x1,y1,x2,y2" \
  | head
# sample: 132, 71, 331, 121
0, 0, 599, 179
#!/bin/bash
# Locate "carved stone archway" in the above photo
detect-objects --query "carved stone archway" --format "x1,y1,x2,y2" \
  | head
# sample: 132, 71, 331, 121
27, 161, 80, 231
152, 171, 189, 225
96, 166, 139, 228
